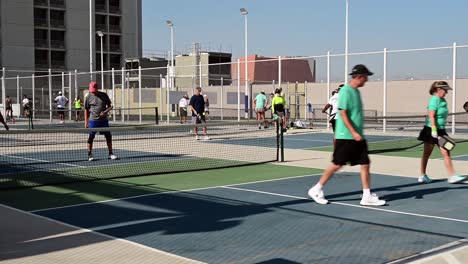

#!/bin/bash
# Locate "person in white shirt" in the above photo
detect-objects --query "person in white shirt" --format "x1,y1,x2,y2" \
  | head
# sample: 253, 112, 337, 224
55, 91, 69, 124
179, 94, 190, 124
322, 84, 343, 146
22, 95, 30, 118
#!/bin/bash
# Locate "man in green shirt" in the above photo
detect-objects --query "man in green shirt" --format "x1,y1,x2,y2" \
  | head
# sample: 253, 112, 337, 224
254, 90, 268, 129
308, 64, 386, 206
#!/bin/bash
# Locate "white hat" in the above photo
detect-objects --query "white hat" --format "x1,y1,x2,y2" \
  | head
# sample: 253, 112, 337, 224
58, 91, 62, 95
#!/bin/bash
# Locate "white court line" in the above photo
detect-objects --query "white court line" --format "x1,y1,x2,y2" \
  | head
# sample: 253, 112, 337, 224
26, 216, 180, 242
222, 186, 468, 224
30, 173, 323, 213
1, 154, 86, 168
1, 204, 204, 264
284, 138, 331, 143
0, 156, 194, 176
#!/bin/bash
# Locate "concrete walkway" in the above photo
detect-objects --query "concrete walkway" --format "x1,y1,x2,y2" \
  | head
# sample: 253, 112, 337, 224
0, 205, 204, 264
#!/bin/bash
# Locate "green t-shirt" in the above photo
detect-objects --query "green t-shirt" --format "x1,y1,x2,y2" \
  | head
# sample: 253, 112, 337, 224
255, 94, 267, 108
335, 84, 364, 140
425, 95, 448, 129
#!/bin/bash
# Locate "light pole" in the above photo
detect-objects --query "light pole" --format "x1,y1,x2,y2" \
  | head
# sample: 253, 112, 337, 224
166, 20, 174, 90
345, 0, 349, 82
89, 0, 94, 81
97, 31, 104, 90
240, 8, 248, 119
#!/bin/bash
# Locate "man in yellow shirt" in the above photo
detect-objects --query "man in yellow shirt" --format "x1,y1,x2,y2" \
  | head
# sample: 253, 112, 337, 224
73, 96, 83, 121
271, 88, 286, 131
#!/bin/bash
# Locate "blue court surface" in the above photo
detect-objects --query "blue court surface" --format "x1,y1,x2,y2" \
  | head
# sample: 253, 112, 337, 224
209, 132, 411, 150
0, 148, 187, 175
33, 173, 468, 264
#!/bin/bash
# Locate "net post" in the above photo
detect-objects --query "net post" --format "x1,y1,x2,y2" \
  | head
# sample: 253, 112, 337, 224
48, 69, 52, 123
32, 73, 36, 120
155, 107, 159, 125
276, 118, 280, 162
280, 118, 284, 162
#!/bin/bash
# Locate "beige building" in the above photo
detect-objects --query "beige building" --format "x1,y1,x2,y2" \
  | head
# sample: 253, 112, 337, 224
175, 51, 231, 89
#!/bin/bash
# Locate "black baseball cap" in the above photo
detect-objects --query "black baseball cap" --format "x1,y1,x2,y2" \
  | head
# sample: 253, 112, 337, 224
349, 64, 373, 76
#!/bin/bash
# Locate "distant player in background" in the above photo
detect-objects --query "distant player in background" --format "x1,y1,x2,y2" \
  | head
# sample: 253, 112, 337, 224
189, 87, 210, 140
322, 84, 343, 146
179, 94, 189, 124
271, 88, 287, 131
5, 96, 13, 121
85, 82, 117, 161
22, 95, 30, 118
55, 91, 69, 124
254, 90, 268, 129
73, 96, 83, 121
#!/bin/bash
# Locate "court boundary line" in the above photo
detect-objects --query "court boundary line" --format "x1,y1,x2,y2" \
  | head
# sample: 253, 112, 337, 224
0, 204, 206, 264
0, 156, 194, 177
222, 186, 468, 224
30, 173, 323, 213
1, 154, 86, 168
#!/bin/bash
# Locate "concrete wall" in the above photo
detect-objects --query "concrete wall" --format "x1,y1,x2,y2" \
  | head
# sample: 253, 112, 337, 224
112, 79, 468, 118
0, 0, 35, 71
121, 0, 142, 59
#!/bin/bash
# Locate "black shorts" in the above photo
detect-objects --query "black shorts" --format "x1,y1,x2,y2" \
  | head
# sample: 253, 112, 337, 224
57, 108, 65, 116
333, 139, 370, 166
417, 126, 448, 145
180, 107, 187, 117
330, 119, 336, 132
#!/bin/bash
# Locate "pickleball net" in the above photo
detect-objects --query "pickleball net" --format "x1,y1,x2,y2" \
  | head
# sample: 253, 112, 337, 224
0, 121, 281, 189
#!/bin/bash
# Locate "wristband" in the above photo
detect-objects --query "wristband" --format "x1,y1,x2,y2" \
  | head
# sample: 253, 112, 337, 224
431, 126, 437, 132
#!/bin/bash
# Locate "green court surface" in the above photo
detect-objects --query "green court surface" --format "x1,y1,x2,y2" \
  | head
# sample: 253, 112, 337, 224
0, 164, 322, 211
311, 138, 468, 158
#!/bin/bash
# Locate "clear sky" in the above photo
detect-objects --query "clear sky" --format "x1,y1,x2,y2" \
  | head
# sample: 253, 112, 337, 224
142, 0, 468, 81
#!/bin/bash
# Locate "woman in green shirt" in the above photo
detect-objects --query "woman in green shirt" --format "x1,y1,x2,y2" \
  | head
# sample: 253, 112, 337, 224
417, 81, 466, 184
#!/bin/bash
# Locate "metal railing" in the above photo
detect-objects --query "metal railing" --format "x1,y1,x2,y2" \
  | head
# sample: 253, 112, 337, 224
50, 40, 65, 49
34, 0, 48, 6
95, 4, 106, 13
109, 5, 121, 14
50, 19, 65, 29
49, 0, 65, 8
34, 39, 48, 48
109, 25, 121, 33
34, 18, 48, 27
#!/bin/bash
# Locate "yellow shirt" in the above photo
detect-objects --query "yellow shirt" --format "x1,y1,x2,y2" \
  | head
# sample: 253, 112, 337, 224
74, 99, 82, 109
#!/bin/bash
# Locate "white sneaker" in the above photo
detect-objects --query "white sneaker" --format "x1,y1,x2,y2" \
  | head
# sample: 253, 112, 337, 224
88, 155, 94, 161
204, 135, 211, 140
195, 135, 200, 140
307, 188, 328, 205
59, 121, 64, 124
360, 193, 386, 206
108, 154, 118, 160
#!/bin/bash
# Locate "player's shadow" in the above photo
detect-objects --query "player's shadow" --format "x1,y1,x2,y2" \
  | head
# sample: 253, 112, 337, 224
382, 184, 468, 201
